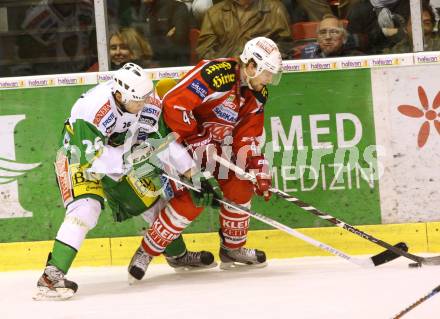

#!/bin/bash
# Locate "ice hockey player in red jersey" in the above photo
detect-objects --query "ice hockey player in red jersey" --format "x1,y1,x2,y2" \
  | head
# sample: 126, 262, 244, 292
127, 37, 283, 278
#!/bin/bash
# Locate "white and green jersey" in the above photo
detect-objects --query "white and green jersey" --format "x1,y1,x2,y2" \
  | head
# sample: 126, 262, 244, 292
64, 81, 162, 178
64, 80, 194, 180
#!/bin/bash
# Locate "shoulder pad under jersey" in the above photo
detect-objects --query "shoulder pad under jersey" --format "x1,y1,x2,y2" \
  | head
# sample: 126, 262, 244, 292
201, 60, 238, 92
252, 86, 268, 105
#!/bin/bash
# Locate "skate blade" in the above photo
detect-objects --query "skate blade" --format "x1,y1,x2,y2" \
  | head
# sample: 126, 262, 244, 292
128, 274, 140, 286
32, 287, 75, 301
220, 261, 267, 271
172, 261, 218, 273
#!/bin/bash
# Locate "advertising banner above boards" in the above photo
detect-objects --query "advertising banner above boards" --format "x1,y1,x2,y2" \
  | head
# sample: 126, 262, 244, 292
1, 52, 439, 90
0, 55, 439, 242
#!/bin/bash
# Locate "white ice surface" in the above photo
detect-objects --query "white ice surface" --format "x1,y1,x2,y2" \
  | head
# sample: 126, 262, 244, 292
1, 256, 440, 319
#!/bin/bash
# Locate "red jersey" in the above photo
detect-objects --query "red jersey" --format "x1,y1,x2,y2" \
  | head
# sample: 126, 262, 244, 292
162, 58, 268, 156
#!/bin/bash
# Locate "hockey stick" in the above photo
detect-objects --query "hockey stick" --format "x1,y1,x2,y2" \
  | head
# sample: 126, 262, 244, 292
212, 154, 440, 266
391, 284, 440, 318
163, 173, 403, 268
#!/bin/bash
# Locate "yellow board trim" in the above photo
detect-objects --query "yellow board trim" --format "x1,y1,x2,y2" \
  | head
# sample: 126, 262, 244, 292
0, 222, 437, 272
427, 222, 440, 251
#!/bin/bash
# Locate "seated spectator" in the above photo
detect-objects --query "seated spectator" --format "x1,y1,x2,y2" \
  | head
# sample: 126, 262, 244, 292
191, 0, 213, 27
129, 0, 191, 67
283, 0, 360, 22
196, 0, 293, 60
386, 4, 440, 53
87, 27, 155, 71
346, 0, 412, 54
282, 0, 314, 23
113, 0, 144, 29
300, 15, 363, 58
432, 0, 440, 32
333, 0, 361, 19
109, 27, 155, 69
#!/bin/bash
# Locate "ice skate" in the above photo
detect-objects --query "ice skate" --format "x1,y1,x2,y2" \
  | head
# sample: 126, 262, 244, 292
165, 250, 217, 272
33, 265, 78, 301
219, 245, 267, 270
128, 246, 153, 284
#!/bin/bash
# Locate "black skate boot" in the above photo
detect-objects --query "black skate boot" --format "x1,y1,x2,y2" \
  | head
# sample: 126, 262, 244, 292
219, 246, 267, 270
165, 250, 217, 272
33, 265, 78, 301
128, 246, 153, 284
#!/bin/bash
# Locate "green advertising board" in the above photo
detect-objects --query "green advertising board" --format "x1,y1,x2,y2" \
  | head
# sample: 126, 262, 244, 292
0, 69, 380, 242
259, 69, 380, 230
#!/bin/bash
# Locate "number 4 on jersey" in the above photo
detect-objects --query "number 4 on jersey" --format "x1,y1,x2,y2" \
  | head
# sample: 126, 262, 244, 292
174, 106, 194, 125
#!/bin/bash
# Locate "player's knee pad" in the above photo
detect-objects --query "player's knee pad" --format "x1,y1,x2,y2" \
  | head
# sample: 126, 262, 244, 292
65, 198, 101, 229
56, 198, 101, 250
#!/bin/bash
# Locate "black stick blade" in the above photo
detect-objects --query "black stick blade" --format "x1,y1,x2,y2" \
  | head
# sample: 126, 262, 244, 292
371, 242, 408, 266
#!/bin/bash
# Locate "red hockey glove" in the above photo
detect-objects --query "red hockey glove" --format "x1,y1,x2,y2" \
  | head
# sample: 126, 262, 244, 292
185, 129, 216, 164
185, 128, 212, 152
246, 155, 272, 201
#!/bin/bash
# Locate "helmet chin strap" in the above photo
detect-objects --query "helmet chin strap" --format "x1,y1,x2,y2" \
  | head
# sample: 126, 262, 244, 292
113, 92, 129, 113
118, 102, 129, 113
244, 68, 258, 90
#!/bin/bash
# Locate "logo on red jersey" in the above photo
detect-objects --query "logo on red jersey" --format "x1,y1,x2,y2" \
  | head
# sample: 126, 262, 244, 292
93, 100, 111, 125
213, 105, 238, 123
205, 61, 232, 75
223, 94, 238, 110
212, 73, 235, 89
203, 123, 233, 142
188, 79, 208, 100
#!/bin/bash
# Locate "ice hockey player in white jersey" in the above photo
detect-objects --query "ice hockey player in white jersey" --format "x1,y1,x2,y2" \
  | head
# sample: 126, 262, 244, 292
33, 63, 216, 301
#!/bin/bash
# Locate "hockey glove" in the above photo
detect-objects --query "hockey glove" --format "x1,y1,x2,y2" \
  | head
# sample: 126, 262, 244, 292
185, 128, 213, 159
123, 141, 163, 189
124, 131, 176, 175
188, 171, 223, 208
246, 155, 272, 201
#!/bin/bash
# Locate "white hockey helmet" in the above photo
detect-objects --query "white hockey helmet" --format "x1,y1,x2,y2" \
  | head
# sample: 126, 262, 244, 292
112, 63, 153, 104
240, 37, 283, 85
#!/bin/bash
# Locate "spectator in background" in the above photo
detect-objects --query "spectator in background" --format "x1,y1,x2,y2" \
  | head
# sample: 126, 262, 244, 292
431, 0, 440, 32
88, 27, 155, 71
346, 0, 413, 54
333, 0, 362, 19
191, 0, 213, 27
294, 0, 331, 21
300, 14, 363, 58
281, 0, 308, 24
282, 0, 360, 22
386, 4, 440, 53
196, 0, 293, 60
129, 0, 191, 67
113, 0, 146, 29
109, 27, 154, 69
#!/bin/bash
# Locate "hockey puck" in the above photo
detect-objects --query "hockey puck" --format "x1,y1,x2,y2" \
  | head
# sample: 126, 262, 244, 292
408, 262, 422, 268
